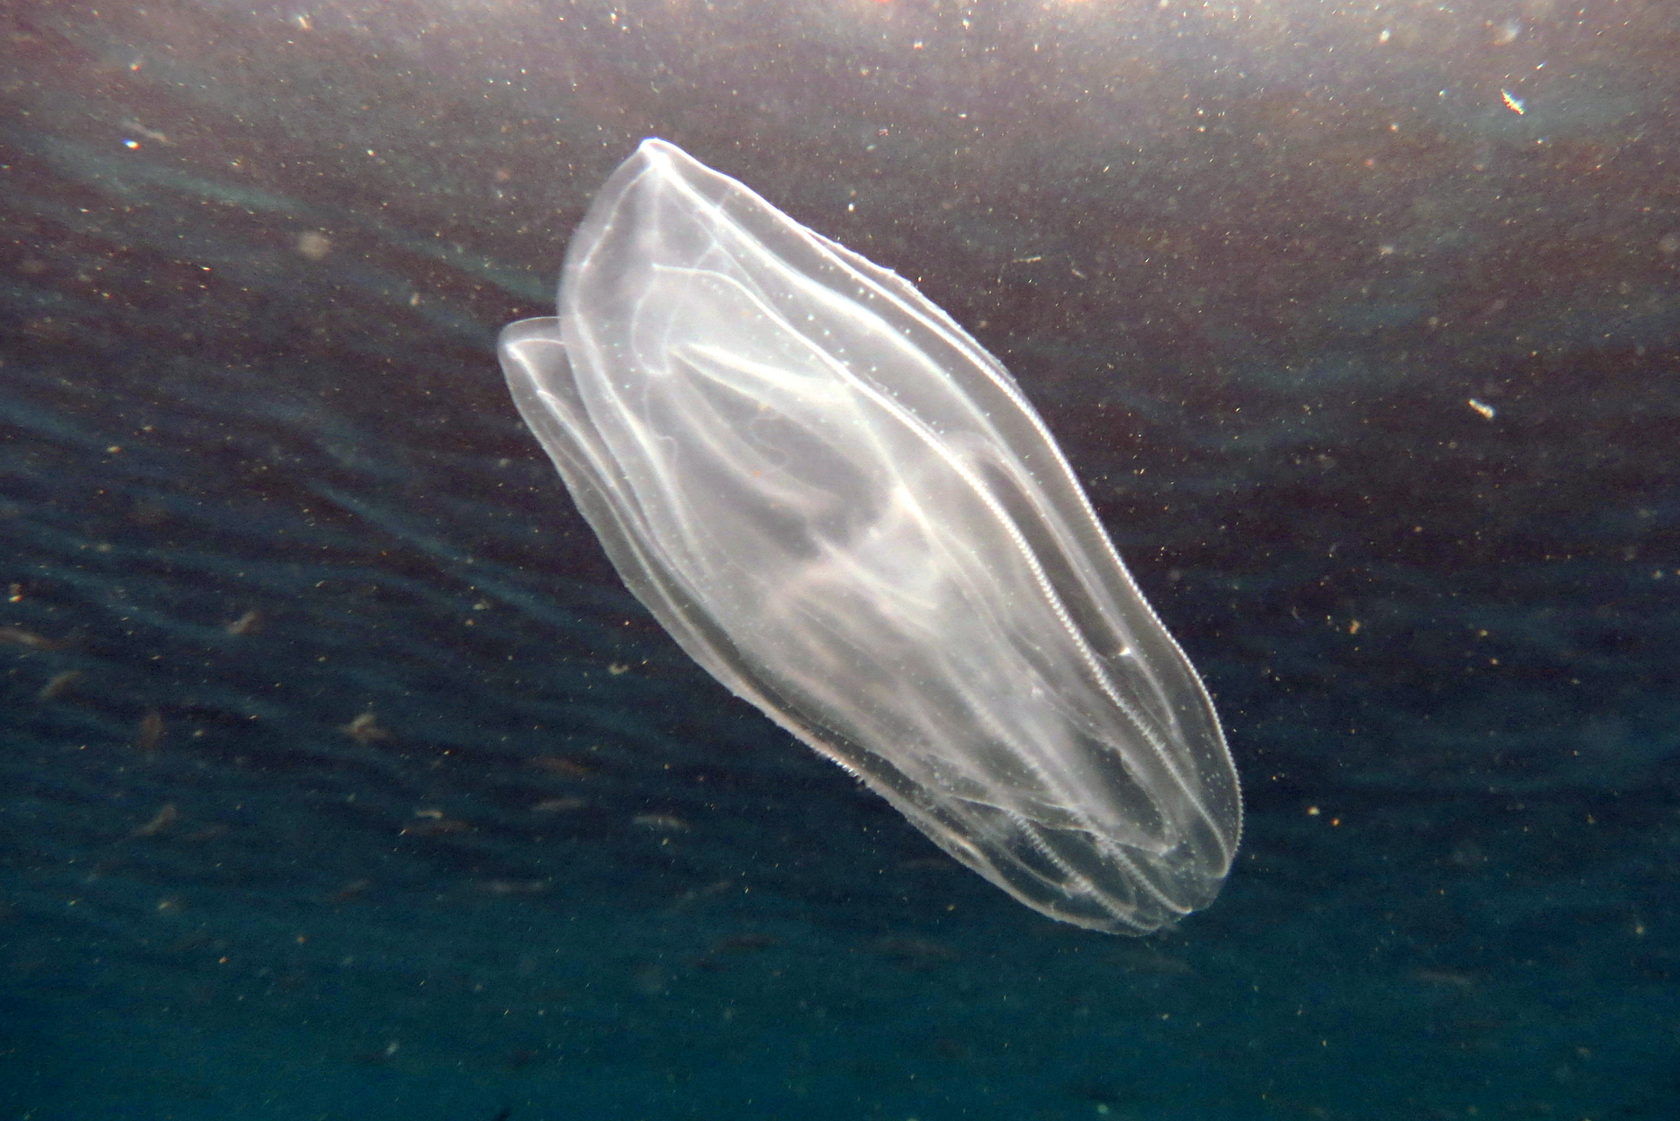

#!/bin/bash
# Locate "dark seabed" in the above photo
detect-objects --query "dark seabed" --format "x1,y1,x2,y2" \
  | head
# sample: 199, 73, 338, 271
3, 2, 1678, 1118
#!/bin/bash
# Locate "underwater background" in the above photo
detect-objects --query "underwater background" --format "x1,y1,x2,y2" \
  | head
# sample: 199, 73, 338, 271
3, 1, 1677, 1118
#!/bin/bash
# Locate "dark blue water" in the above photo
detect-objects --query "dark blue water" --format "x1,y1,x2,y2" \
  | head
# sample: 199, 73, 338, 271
4, 3, 1677, 1118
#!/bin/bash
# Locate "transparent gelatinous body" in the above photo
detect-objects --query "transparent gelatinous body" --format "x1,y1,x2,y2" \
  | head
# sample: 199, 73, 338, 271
498, 139, 1241, 932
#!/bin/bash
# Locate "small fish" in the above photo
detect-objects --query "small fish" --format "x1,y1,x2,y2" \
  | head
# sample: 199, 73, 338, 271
0, 626, 67, 650
119, 118, 175, 145
324, 879, 372, 904
225, 609, 264, 636
132, 803, 179, 838
530, 795, 588, 813
399, 813, 472, 837
340, 711, 390, 744
631, 812, 691, 833
1500, 89, 1525, 115
473, 879, 550, 896
136, 710, 165, 751
38, 669, 83, 700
